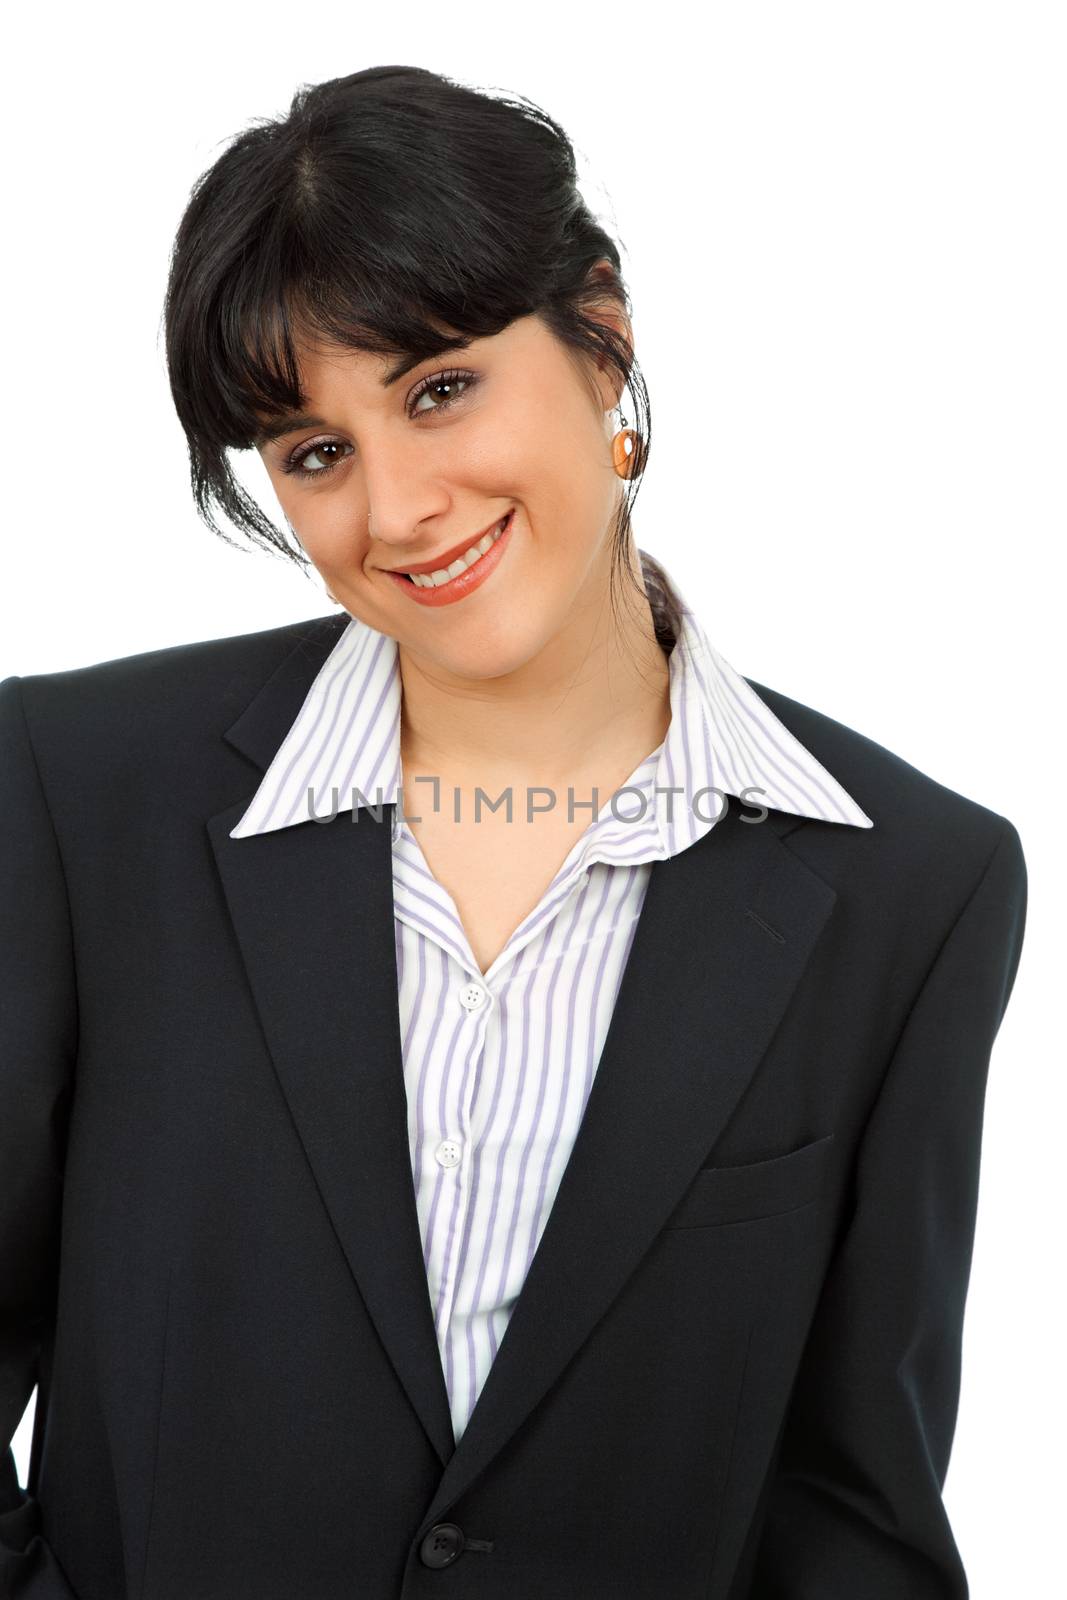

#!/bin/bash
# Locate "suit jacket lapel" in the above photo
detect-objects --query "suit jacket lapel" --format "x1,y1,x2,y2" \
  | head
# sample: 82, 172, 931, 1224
207, 621, 839, 1517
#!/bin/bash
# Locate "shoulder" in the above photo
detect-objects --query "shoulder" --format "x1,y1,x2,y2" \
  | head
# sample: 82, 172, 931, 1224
0, 612, 347, 805
744, 674, 1024, 898
3, 610, 346, 744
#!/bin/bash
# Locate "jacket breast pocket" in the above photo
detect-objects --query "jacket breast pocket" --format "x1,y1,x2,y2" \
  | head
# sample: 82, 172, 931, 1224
663, 1132, 836, 1230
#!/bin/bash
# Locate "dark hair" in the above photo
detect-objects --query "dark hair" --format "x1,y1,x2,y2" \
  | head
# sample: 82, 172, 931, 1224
162, 64, 682, 654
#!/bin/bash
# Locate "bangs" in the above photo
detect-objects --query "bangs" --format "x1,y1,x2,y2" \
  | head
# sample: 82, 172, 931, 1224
171, 152, 533, 457
209, 274, 487, 454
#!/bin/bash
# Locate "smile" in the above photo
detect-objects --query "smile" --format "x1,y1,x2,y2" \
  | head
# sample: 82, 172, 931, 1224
384, 511, 515, 607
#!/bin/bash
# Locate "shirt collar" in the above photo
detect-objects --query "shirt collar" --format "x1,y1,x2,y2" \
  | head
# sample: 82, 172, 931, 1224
230, 560, 873, 850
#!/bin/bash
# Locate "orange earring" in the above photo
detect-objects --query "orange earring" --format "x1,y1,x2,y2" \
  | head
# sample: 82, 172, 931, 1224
611, 406, 643, 480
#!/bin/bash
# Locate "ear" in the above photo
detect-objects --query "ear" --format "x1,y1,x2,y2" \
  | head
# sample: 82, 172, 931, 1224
582, 259, 634, 413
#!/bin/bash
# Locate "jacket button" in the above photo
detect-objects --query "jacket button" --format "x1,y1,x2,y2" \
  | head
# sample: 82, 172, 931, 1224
419, 1522, 465, 1568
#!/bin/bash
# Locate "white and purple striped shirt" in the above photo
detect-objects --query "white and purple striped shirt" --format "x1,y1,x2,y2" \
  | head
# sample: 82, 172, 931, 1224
231, 559, 872, 1445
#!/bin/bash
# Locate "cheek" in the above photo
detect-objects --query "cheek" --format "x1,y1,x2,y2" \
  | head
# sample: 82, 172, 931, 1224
480, 398, 608, 523
278, 491, 368, 569
523, 418, 618, 554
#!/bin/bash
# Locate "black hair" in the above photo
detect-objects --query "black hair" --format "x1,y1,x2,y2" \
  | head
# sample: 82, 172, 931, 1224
162, 64, 682, 655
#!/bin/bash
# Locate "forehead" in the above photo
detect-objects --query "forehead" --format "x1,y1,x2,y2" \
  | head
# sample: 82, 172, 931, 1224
296, 315, 542, 382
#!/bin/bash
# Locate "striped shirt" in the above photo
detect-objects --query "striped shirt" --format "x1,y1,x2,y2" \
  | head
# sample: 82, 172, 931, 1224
231, 559, 872, 1445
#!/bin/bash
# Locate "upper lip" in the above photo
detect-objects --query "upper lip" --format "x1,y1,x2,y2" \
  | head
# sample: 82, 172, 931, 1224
382, 511, 511, 576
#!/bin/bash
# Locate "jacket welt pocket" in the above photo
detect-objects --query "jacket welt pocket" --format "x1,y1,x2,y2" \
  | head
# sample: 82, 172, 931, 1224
663, 1132, 836, 1230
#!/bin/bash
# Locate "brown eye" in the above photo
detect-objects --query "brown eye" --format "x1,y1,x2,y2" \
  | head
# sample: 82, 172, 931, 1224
282, 440, 353, 479
408, 369, 479, 418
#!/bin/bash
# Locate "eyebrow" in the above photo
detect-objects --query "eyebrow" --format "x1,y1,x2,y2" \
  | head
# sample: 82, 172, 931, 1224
252, 343, 472, 447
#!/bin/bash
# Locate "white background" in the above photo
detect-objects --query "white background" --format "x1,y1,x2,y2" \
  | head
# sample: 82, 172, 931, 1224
3, 3, 1062, 1592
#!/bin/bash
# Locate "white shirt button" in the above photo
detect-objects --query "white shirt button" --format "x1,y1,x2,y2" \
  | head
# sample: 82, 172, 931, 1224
459, 981, 488, 1011
435, 1139, 463, 1169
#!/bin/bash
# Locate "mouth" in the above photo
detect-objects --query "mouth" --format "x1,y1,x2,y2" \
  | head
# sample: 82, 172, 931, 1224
383, 509, 515, 607
385, 511, 513, 580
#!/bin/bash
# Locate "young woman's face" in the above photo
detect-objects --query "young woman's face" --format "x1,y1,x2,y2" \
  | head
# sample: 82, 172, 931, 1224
255, 312, 626, 681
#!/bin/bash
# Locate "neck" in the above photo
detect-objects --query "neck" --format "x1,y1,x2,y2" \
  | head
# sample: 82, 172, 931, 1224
398, 544, 672, 793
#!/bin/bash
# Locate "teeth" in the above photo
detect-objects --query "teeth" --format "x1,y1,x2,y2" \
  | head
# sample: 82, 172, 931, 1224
407, 517, 508, 587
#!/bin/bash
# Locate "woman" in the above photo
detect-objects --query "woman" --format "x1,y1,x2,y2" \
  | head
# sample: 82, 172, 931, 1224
0, 65, 1027, 1600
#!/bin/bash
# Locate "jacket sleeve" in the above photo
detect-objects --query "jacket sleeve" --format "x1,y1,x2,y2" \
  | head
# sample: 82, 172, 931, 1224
741, 816, 1028, 1599
0, 676, 80, 1598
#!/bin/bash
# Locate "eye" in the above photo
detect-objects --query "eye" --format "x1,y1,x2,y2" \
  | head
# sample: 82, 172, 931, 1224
281, 439, 354, 479
279, 368, 480, 481
408, 367, 478, 417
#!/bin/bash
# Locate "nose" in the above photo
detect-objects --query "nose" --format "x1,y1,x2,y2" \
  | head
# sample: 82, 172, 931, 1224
360, 440, 452, 565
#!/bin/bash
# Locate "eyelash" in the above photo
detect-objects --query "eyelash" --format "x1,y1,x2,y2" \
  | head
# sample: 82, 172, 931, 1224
279, 367, 479, 480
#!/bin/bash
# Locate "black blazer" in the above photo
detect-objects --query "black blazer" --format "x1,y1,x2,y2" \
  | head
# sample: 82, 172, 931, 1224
0, 611, 1027, 1600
